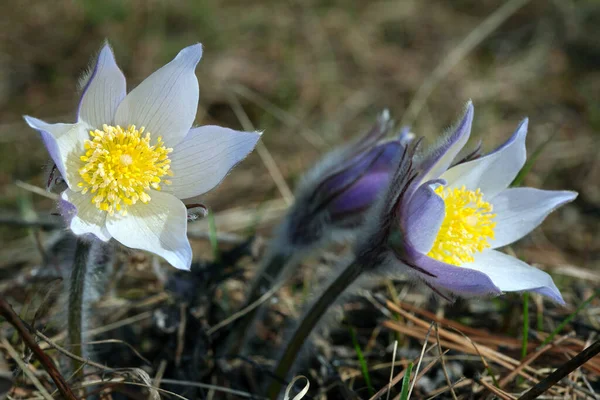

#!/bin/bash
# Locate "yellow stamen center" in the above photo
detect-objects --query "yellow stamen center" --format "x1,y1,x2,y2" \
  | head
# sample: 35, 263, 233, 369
77, 124, 173, 216
427, 185, 496, 266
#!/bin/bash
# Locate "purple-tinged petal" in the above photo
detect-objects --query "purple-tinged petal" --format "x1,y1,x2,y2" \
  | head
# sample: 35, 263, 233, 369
418, 101, 473, 184
490, 188, 578, 249
61, 189, 110, 241
23, 116, 89, 189
106, 191, 191, 270
115, 44, 203, 147
321, 140, 403, 198
403, 185, 445, 254
464, 250, 564, 304
441, 118, 528, 198
165, 125, 261, 199
327, 172, 390, 216
401, 244, 502, 297
78, 43, 126, 129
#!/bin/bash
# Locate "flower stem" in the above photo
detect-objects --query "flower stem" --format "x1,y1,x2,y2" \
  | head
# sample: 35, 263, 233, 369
267, 259, 362, 399
68, 239, 91, 378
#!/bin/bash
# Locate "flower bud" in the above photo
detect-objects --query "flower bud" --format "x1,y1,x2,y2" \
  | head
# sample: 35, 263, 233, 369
277, 111, 412, 254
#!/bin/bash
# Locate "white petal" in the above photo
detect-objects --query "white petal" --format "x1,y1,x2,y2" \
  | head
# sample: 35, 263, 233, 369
165, 126, 261, 199
464, 250, 564, 304
77, 43, 126, 129
61, 189, 110, 241
24, 117, 89, 189
106, 191, 192, 270
114, 44, 202, 147
419, 102, 473, 184
490, 188, 577, 249
441, 119, 528, 198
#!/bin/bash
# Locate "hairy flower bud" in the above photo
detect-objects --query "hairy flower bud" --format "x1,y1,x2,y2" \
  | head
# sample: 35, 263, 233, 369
275, 111, 413, 256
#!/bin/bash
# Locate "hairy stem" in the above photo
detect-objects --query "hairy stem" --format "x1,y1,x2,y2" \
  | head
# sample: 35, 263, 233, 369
68, 239, 91, 378
267, 259, 362, 399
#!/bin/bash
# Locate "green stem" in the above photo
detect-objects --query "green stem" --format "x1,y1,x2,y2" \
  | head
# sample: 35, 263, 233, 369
521, 292, 529, 360
68, 239, 91, 378
267, 260, 362, 399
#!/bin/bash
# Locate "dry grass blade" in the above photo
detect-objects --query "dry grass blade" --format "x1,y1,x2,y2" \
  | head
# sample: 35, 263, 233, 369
42, 311, 153, 348
1, 338, 54, 400
231, 84, 327, 150
474, 377, 517, 400
85, 339, 151, 365
0, 296, 77, 400
518, 339, 600, 400
187, 199, 288, 233
407, 322, 435, 398
207, 268, 294, 335
368, 344, 437, 400
14, 180, 58, 200
498, 334, 572, 388
386, 340, 398, 400
227, 91, 294, 205
435, 324, 457, 400
426, 378, 471, 400
400, 0, 530, 127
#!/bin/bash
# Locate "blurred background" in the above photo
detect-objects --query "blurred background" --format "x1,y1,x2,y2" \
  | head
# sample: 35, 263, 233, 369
1, 0, 599, 398
1, 0, 598, 253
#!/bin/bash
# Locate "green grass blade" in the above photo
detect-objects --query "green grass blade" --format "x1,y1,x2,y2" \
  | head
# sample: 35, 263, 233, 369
208, 210, 220, 262
521, 292, 529, 359
511, 132, 556, 187
541, 290, 600, 347
399, 362, 414, 400
350, 328, 374, 396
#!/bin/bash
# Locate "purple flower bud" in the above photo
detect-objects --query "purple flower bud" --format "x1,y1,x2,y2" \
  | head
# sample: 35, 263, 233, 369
279, 111, 412, 252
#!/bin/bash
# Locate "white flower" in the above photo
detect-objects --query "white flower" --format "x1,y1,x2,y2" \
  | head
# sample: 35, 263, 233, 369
24, 43, 261, 270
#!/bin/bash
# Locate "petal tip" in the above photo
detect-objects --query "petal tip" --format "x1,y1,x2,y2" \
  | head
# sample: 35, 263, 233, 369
564, 190, 578, 202
178, 43, 204, 65
516, 118, 529, 136
23, 115, 40, 128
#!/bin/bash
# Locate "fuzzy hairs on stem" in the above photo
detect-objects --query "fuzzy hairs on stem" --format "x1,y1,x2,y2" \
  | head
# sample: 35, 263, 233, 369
227, 112, 407, 356
67, 236, 114, 378
266, 140, 421, 399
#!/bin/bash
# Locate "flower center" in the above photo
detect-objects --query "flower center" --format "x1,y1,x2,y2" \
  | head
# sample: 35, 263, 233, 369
77, 124, 173, 216
427, 185, 496, 266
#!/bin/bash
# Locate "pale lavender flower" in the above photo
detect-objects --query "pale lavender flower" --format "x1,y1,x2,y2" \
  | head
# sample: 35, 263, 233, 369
24, 43, 261, 270
362, 102, 576, 304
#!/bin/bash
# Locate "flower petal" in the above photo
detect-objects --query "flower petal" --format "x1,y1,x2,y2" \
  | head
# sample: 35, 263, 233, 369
24, 117, 89, 188
328, 172, 391, 216
401, 244, 502, 297
441, 118, 528, 198
464, 250, 564, 304
105, 191, 191, 270
78, 43, 126, 129
419, 101, 473, 184
114, 44, 202, 147
490, 188, 578, 249
403, 185, 445, 254
165, 125, 261, 199
61, 189, 110, 241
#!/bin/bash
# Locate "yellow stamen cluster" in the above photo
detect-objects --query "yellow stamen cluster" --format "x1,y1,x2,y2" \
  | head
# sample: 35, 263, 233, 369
427, 185, 496, 266
77, 124, 173, 215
